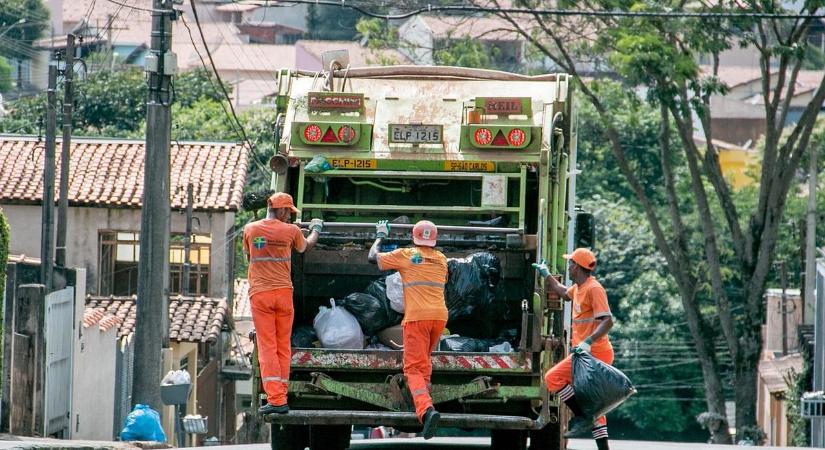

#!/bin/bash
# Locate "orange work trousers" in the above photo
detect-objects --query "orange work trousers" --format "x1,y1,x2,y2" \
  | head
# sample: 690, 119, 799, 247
251, 288, 294, 406
403, 320, 446, 422
545, 346, 614, 427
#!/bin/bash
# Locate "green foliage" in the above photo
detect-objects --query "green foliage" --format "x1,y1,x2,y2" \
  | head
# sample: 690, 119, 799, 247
0, 0, 50, 61
0, 208, 8, 368
0, 56, 12, 92
434, 38, 498, 69
172, 99, 235, 141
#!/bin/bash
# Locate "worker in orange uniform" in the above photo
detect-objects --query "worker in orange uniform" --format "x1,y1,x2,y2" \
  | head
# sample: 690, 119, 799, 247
243, 193, 323, 415
368, 219, 447, 440
533, 248, 614, 450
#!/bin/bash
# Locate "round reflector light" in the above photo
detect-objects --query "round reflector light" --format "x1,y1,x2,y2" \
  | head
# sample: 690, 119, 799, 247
337, 125, 357, 143
474, 128, 493, 146
304, 124, 322, 142
508, 128, 526, 147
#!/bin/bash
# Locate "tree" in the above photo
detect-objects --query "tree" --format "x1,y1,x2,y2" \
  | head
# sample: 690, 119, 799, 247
306, 4, 365, 40
484, 0, 825, 442
0, 56, 12, 92
0, 0, 49, 61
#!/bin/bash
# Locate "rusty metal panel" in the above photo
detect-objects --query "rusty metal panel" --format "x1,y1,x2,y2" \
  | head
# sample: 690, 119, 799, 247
291, 349, 532, 373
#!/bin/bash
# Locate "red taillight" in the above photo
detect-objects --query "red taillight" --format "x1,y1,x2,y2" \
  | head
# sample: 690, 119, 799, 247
508, 128, 526, 146
474, 128, 492, 146
321, 127, 338, 143
491, 130, 508, 146
304, 124, 322, 142
338, 125, 357, 143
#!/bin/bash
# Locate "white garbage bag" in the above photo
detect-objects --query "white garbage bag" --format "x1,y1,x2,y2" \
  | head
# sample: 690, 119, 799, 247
313, 299, 365, 349
386, 272, 405, 314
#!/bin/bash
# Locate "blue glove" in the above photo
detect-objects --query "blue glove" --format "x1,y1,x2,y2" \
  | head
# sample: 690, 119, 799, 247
309, 218, 324, 233
375, 220, 390, 239
531, 259, 550, 278
573, 337, 592, 354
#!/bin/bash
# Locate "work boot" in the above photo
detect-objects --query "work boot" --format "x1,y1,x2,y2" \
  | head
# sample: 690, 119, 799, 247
596, 437, 610, 450
421, 407, 440, 440
564, 416, 592, 438
258, 403, 289, 415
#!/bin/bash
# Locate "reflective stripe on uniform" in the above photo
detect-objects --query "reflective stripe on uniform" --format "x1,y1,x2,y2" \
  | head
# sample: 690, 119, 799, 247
573, 317, 595, 324
262, 376, 288, 383
403, 281, 446, 289
250, 257, 291, 263
412, 388, 428, 397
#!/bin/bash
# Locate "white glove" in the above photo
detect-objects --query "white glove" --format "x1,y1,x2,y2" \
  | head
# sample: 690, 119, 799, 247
309, 218, 324, 233
375, 220, 390, 238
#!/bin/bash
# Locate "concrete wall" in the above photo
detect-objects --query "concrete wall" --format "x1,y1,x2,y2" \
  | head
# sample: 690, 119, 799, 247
1, 204, 235, 297
71, 324, 118, 440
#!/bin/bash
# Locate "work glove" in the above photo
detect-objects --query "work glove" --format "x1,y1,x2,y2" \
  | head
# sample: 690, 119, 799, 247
573, 337, 592, 355
531, 259, 551, 278
375, 220, 390, 239
309, 218, 324, 233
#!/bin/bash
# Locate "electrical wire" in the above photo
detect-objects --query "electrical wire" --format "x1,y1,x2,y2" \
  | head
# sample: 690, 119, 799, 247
230, 0, 825, 19
100, 0, 157, 13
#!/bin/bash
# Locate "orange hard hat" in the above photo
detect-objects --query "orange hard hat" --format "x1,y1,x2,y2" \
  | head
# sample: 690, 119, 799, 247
563, 248, 596, 270
268, 192, 299, 213
412, 220, 437, 247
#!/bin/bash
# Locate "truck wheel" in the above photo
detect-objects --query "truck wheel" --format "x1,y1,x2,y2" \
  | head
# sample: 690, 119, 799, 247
529, 423, 563, 450
270, 424, 309, 450
309, 424, 351, 450
491, 429, 527, 450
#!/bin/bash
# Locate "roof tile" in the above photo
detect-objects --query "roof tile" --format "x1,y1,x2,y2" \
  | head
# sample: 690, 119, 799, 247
0, 136, 248, 211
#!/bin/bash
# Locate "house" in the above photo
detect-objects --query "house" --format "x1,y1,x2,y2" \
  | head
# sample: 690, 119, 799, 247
693, 135, 761, 189
397, 15, 526, 72
82, 294, 231, 445
755, 288, 806, 446
295, 40, 411, 71
0, 135, 247, 299
0, 134, 248, 443
757, 353, 805, 446
215, 2, 308, 45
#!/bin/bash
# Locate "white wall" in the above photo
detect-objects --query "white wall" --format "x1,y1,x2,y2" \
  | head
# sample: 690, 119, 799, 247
398, 16, 434, 65
1, 204, 235, 297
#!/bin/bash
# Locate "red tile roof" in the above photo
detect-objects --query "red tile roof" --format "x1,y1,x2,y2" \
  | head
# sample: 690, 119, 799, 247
86, 295, 228, 343
0, 136, 248, 212
233, 278, 251, 320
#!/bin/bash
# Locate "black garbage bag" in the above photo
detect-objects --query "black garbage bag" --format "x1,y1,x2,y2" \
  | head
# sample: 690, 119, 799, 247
572, 351, 637, 420
439, 336, 501, 352
291, 325, 317, 348
338, 292, 402, 335
445, 252, 501, 321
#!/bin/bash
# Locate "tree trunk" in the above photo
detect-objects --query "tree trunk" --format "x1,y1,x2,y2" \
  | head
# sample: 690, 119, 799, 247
733, 299, 764, 441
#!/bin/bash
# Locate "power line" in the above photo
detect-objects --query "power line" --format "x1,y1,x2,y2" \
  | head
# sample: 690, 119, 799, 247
230, 0, 825, 19
100, 0, 157, 13
179, 10, 270, 174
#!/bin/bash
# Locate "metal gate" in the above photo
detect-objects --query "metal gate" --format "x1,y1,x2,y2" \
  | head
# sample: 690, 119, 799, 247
43, 287, 74, 437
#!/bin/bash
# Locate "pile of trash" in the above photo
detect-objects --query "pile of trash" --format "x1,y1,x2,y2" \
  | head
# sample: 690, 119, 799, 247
299, 251, 514, 353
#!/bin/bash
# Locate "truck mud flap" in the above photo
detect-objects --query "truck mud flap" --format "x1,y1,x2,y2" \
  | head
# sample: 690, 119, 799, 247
291, 349, 533, 373
263, 410, 550, 430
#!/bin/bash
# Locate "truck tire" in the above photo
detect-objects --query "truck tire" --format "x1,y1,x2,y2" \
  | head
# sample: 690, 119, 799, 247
270, 424, 309, 450
309, 424, 351, 450
529, 424, 563, 450
491, 429, 527, 450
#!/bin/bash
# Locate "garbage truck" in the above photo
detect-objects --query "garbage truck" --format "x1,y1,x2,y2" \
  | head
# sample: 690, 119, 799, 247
251, 60, 591, 450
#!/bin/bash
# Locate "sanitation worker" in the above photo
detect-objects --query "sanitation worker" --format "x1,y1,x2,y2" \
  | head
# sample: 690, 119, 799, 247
368, 219, 446, 440
243, 193, 323, 415
533, 248, 614, 450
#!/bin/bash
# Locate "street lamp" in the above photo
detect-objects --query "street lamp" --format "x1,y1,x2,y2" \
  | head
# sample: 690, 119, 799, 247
0, 19, 26, 39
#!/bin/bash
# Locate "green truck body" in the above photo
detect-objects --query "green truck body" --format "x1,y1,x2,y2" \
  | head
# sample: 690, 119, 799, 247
254, 65, 581, 450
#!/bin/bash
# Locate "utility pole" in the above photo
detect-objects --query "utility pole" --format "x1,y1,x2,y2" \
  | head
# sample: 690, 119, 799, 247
780, 261, 788, 355
40, 62, 58, 292
56, 34, 74, 269
182, 183, 193, 296
805, 132, 818, 326
132, 0, 175, 411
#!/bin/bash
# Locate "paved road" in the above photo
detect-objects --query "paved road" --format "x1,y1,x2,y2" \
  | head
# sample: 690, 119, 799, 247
195, 437, 813, 449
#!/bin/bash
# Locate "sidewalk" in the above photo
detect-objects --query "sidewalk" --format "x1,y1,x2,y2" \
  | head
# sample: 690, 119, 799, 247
0, 435, 170, 450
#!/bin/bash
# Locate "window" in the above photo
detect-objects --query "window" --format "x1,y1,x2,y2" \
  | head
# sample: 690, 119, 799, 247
99, 231, 211, 296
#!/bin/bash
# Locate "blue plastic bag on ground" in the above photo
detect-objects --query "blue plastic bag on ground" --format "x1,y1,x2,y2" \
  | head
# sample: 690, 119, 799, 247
120, 404, 167, 442
572, 351, 637, 420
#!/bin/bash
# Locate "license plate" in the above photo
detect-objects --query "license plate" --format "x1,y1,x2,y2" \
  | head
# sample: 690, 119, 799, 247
388, 124, 443, 144
328, 158, 377, 170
